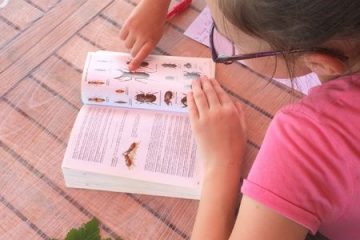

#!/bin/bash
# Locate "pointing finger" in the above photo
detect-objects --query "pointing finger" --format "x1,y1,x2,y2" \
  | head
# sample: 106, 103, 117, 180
128, 42, 153, 71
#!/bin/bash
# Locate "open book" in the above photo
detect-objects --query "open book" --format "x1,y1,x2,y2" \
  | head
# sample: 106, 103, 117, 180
62, 51, 215, 199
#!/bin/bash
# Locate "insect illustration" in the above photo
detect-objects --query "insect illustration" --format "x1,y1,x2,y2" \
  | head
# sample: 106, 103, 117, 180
124, 155, 133, 168
122, 142, 138, 169
127, 60, 149, 68
135, 92, 157, 104
114, 100, 128, 104
184, 63, 192, 69
164, 91, 174, 105
165, 76, 175, 81
114, 69, 150, 84
115, 89, 126, 94
88, 97, 105, 102
181, 94, 187, 108
184, 71, 201, 80
162, 63, 177, 68
88, 80, 105, 85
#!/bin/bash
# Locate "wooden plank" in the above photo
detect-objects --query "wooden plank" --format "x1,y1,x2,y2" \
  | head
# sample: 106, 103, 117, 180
0, 101, 189, 239
79, 16, 131, 53
56, 35, 100, 71
31, 56, 83, 109
217, 64, 299, 116
0, 148, 90, 239
0, 201, 45, 239
4, 78, 79, 143
29, 0, 60, 12
0, 0, 114, 97
0, 0, 87, 73
0, 150, 45, 239
0, 20, 19, 49
0, 0, 43, 30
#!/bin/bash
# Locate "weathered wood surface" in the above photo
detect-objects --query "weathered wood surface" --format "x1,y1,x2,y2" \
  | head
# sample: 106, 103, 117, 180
0, 0, 297, 239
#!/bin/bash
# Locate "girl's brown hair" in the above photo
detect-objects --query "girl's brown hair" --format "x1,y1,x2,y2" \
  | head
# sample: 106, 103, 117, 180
217, 0, 360, 88
217, 0, 360, 54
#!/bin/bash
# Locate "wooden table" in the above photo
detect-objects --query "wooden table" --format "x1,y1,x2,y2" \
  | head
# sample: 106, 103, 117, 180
0, 0, 300, 239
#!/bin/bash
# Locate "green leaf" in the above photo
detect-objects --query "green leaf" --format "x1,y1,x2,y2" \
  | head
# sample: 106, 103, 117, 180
65, 218, 101, 240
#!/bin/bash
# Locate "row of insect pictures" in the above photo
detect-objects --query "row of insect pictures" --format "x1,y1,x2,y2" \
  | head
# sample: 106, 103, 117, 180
87, 88, 187, 109
110, 59, 203, 84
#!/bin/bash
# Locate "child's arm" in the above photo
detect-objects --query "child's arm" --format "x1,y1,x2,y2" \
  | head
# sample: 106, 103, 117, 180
187, 76, 246, 239
120, 0, 171, 71
229, 196, 308, 240
188, 77, 308, 240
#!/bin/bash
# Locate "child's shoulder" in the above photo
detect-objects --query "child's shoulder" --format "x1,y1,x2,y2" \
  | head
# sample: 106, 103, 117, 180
280, 73, 360, 125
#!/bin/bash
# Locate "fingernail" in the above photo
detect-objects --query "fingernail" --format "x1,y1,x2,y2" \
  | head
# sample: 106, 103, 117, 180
128, 64, 134, 71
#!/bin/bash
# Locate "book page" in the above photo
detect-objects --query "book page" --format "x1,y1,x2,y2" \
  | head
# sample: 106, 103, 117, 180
81, 51, 215, 113
184, 7, 212, 47
184, 7, 321, 95
62, 105, 200, 188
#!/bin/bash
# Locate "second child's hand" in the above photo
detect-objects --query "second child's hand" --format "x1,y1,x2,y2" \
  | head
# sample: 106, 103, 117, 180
120, 0, 171, 71
187, 76, 247, 173
188, 76, 247, 240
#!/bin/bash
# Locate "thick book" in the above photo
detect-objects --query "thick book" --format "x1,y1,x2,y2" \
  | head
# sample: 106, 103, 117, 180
62, 51, 215, 199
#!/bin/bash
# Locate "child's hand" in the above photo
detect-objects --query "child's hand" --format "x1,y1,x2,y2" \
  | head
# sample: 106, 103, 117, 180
120, 0, 170, 71
188, 77, 247, 175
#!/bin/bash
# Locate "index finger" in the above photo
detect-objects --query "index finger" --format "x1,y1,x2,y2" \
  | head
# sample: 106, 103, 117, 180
128, 42, 153, 71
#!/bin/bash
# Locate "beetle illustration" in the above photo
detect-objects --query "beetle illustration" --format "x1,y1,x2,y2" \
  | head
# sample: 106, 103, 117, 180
115, 89, 126, 94
88, 97, 105, 102
164, 91, 174, 105
162, 63, 177, 68
181, 94, 187, 108
184, 71, 201, 80
135, 92, 157, 104
184, 63, 192, 69
127, 60, 149, 68
88, 80, 105, 85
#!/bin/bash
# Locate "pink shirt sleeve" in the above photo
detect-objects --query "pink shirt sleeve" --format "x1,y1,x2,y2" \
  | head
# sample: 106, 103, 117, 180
241, 106, 352, 234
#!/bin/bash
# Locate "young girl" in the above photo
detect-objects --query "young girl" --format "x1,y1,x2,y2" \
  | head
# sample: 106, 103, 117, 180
120, 1, 360, 239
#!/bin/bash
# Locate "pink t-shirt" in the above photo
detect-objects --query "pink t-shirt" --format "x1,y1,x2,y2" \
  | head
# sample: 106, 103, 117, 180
241, 73, 360, 239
